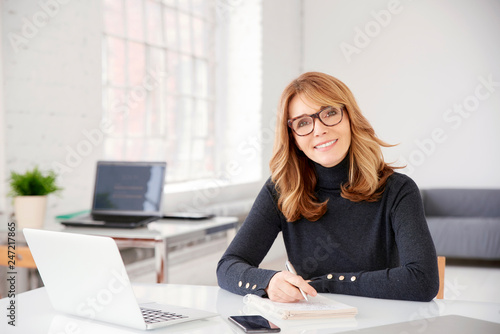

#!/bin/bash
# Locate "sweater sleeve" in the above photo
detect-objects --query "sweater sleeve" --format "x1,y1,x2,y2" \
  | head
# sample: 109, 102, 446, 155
308, 177, 440, 301
216, 181, 283, 297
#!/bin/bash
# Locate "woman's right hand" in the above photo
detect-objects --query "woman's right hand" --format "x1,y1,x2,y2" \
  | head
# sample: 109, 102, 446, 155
265, 271, 317, 303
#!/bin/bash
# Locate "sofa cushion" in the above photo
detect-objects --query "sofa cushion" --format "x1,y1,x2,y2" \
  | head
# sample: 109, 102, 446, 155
427, 216, 500, 259
422, 189, 500, 217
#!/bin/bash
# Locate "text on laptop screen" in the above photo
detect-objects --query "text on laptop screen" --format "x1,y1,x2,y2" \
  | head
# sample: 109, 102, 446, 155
93, 163, 165, 213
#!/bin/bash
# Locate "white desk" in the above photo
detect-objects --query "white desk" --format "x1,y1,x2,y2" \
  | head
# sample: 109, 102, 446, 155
1, 216, 238, 284
1, 284, 499, 333
57, 217, 238, 283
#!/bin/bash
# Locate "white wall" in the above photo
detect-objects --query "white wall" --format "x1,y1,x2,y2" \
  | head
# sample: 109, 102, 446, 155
2, 0, 103, 217
260, 0, 303, 174
0, 0, 6, 212
302, 0, 500, 188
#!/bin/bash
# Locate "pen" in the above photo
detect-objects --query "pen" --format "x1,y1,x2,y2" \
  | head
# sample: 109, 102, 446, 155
285, 260, 309, 301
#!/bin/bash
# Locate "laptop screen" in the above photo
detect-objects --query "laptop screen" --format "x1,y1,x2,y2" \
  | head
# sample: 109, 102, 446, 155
91, 161, 166, 216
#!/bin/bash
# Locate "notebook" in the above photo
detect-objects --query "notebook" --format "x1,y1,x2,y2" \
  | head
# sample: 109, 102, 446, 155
23, 228, 219, 330
61, 161, 166, 228
244, 293, 358, 320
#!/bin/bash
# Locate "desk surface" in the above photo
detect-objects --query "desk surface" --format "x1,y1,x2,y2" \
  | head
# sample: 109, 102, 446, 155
1, 284, 499, 333
0, 216, 238, 242
56, 216, 238, 241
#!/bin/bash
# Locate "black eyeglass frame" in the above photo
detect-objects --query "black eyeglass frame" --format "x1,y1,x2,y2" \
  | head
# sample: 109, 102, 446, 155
287, 105, 344, 136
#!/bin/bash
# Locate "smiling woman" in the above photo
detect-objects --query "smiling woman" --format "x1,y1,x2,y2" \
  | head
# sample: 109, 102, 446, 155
217, 72, 440, 303
272, 72, 397, 222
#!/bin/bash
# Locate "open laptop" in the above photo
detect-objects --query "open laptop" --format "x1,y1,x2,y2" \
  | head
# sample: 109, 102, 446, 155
23, 228, 219, 330
61, 161, 166, 228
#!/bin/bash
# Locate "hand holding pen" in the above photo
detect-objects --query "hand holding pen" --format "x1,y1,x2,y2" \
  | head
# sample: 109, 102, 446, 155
264, 260, 317, 303
285, 260, 309, 301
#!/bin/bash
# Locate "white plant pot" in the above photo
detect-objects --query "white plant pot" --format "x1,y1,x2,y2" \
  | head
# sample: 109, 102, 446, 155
14, 196, 48, 230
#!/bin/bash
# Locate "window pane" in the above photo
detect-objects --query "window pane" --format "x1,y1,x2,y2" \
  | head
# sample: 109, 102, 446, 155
149, 46, 166, 79
164, 94, 177, 139
194, 59, 208, 97
125, 138, 146, 160
166, 51, 179, 92
145, 138, 167, 159
192, 17, 204, 57
106, 88, 127, 135
162, 0, 176, 7
127, 41, 145, 86
178, 54, 192, 95
126, 89, 145, 135
103, 0, 124, 36
164, 8, 179, 50
106, 36, 126, 86
104, 138, 125, 160
149, 84, 165, 136
126, 0, 144, 40
146, 0, 163, 46
194, 99, 209, 138
171, 97, 194, 181
191, 0, 207, 17
178, 12, 192, 54
177, 0, 191, 12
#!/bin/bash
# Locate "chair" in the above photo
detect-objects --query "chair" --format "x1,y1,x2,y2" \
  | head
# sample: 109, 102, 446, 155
0, 245, 37, 269
0, 245, 39, 298
436, 256, 446, 299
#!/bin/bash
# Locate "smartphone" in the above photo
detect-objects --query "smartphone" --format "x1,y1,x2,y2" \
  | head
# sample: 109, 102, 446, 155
228, 315, 281, 333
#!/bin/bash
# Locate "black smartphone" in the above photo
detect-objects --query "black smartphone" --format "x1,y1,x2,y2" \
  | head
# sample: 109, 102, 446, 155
228, 315, 281, 333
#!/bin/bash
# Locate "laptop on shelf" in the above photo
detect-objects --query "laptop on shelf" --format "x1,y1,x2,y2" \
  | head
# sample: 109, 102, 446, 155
23, 228, 219, 330
60, 161, 166, 229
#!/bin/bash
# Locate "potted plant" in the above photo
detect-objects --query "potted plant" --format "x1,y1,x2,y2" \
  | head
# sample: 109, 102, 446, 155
8, 166, 62, 229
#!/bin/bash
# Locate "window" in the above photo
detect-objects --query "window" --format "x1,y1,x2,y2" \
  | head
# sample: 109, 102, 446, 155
102, 0, 262, 190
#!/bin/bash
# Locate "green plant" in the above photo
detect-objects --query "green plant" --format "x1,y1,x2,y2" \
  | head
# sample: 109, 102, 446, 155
8, 166, 62, 197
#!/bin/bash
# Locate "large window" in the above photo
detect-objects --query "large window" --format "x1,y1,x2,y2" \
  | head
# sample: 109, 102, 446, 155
102, 0, 262, 188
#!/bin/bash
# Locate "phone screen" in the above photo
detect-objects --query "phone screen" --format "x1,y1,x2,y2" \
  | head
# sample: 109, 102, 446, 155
229, 315, 281, 333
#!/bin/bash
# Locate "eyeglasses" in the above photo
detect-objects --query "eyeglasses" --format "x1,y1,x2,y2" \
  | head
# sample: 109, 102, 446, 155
287, 106, 344, 136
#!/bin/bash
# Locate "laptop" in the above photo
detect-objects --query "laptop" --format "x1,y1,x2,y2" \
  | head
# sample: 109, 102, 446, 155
338, 315, 500, 334
61, 161, 166, 228
23, 228, 219, 330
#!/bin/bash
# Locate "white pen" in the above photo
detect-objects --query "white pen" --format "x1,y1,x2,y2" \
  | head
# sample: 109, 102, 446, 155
285, 260, 309, 301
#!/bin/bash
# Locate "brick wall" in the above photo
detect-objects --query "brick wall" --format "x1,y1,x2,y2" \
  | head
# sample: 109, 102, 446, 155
2, 0, 103, 218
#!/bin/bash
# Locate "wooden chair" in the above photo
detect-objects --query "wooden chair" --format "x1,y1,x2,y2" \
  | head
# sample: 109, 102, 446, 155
436, 256, 446, 299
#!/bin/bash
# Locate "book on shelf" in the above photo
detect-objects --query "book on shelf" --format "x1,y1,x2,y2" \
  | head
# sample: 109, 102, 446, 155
243, 294, 358, 320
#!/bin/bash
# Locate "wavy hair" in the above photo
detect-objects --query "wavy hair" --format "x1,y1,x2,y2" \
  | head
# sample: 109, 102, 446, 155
269, 72, 397, 222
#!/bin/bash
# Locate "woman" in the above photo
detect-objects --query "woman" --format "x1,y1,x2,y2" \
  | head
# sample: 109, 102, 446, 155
217, 72, 439, 302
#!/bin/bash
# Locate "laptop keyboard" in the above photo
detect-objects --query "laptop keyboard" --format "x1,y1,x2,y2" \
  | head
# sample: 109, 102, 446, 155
141, 307, 188, 324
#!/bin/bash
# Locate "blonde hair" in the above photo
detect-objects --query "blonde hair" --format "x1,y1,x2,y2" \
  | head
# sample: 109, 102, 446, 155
269, 72, 397, 222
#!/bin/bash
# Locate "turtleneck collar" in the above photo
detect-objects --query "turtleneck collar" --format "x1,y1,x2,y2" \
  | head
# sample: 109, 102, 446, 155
314, 154, 350, 190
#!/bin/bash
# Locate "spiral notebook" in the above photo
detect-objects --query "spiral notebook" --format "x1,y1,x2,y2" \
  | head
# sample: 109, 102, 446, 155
244, 294, 358, 320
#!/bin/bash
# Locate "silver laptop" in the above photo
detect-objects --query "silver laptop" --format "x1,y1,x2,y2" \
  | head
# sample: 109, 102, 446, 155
61, 161, 166, 228
23, 228, 218, 330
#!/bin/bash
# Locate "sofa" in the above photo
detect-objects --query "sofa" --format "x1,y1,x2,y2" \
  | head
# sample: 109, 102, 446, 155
421, 188, 500, 260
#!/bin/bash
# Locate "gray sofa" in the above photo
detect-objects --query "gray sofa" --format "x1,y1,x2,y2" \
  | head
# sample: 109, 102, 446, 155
422, 189, 500, 260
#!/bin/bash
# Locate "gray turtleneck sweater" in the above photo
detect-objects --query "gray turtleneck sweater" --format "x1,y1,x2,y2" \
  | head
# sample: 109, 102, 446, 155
216, 157, 439, 301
